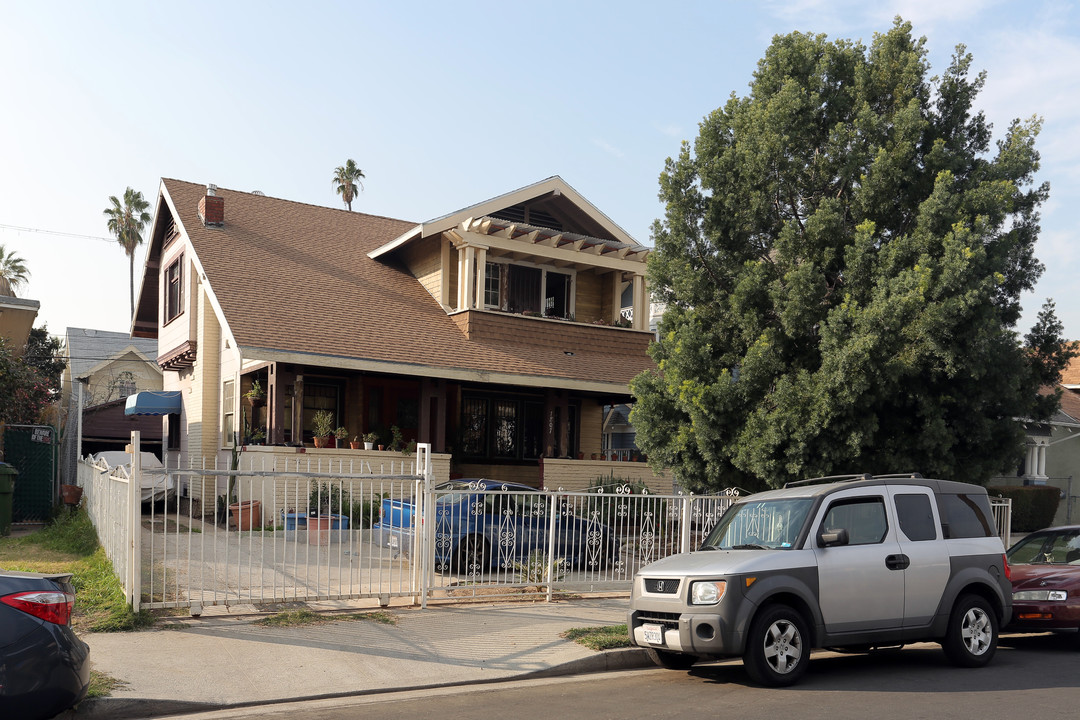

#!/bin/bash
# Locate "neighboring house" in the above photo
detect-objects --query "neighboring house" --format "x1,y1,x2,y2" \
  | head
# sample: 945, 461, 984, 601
990, 351, 1080, 526
59, 328, 164, 482
0, 294, 39, 358
131, 177, 657, 496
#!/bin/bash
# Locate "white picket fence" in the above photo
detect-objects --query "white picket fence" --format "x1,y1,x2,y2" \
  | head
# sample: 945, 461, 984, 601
77, 433, 1013, 613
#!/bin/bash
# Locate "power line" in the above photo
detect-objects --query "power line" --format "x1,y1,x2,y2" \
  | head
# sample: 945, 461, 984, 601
0, 223, 116, 244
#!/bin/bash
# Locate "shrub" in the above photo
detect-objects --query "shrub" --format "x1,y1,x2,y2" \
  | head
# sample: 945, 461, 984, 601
991, 486, 1061, 532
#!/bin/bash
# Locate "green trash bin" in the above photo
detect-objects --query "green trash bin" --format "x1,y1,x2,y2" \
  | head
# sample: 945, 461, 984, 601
0, 462, 17, 537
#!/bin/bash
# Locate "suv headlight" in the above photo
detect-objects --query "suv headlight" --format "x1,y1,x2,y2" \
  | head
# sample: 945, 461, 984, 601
1013, 589, 1067, 601
690, 580, 726, 605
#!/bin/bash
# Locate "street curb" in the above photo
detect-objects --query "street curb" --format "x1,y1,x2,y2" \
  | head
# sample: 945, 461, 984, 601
59, 648, 654, 719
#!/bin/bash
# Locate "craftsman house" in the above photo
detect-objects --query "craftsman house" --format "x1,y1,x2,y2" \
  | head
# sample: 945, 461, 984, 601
131, 177, 658, 490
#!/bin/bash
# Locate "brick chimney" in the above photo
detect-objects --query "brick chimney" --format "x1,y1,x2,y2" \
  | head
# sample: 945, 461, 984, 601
198, 184, 224, 227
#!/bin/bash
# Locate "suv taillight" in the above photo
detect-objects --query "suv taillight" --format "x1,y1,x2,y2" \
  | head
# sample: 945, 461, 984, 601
1, 590, 75, 625
1002, 553, 1011, 582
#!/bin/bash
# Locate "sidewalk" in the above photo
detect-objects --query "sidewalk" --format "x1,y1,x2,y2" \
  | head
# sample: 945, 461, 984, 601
61, 597, 649, 719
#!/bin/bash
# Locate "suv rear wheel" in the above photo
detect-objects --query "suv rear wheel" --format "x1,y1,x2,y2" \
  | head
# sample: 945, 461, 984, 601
942, 594, 998, 667
743, 604, 809, 686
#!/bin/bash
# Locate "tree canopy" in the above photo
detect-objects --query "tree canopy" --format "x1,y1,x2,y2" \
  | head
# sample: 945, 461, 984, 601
333, 159, 365, 211
631, 19, 1074, 492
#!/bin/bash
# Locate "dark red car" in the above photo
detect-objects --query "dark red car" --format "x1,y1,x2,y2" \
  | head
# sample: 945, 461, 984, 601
1004, 525, 1080, 643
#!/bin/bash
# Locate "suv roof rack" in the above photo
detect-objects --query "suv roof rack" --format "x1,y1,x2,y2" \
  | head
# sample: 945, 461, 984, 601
872, 472, 924, 479
784, 473, 873, 489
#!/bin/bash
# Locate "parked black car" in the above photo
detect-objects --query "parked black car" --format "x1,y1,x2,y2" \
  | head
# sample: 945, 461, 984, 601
0, 570, 90, 719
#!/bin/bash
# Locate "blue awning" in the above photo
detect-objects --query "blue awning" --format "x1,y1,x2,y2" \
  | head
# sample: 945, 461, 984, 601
124, 391, 182, 416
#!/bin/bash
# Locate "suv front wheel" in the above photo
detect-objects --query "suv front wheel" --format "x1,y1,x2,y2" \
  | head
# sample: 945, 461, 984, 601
743, 604, 810, 686
942, 594, 998, 667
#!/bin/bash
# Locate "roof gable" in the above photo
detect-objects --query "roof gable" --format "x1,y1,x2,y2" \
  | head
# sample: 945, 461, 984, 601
369, 176, 644, 260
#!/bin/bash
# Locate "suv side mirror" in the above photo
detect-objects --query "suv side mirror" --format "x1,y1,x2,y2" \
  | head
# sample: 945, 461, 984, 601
819, 528, 849, 547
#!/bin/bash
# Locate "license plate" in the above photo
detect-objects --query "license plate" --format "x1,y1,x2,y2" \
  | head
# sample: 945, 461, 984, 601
642, 623, 664, 645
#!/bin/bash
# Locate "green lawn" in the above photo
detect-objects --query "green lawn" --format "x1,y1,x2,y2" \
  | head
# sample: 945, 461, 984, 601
0, 508, 155, 632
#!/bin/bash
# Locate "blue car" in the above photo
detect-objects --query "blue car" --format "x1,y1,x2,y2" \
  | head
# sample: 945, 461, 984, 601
373, 479, 619, 574
0, 570, 90, 720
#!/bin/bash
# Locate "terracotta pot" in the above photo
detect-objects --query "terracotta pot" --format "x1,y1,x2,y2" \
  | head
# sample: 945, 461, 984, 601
349, 441, 360, 449
378, 445, 385, 451
590, 453, 597, 460
229, 500, 262, 530
60, 484, 83, 506
308, 516, 333, 546
313, 436, 328, 448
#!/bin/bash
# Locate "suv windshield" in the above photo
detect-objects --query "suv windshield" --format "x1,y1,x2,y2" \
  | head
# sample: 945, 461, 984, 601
701, 497, 814, 550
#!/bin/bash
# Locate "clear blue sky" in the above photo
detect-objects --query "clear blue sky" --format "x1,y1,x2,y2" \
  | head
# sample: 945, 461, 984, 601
2, 0, 1077, 341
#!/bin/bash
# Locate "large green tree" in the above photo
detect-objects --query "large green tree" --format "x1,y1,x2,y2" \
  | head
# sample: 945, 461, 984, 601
0, 243, 30, 296
104, 187, 152, 319
24, 326, 66, 397
632, 20, 1074, 492
332, 159, 365, 211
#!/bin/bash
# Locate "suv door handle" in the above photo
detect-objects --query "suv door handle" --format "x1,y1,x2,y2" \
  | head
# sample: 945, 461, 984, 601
885, 554, 910, 571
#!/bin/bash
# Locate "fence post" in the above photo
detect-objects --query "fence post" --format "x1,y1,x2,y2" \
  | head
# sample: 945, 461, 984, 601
546, 491, 559, 603
128, 431, 142, 612
679, 494, 692, 554
417, 443, 432, 609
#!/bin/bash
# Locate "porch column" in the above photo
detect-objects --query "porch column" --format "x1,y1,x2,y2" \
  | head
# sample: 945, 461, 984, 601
632, 273, 646, 331
419, 378, 447, 453
293, 374, 304, 445
460, 246, 476, 310
474, 247, 487, 310
1037, 443, 1047, 477
610, 272, 623, 324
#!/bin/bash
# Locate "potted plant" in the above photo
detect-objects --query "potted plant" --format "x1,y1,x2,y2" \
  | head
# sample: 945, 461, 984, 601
363, 432, 378, 450
312, 410, 334, 448
390, 425, 404, 452
349, 435, 361, 450
243, 380, 266, 408
334, 426, 348, 449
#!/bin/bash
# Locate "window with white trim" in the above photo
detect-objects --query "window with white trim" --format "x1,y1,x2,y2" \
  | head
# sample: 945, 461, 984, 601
223, 379, 235, 447
481, 259, 576, 319
165, 254, 184, 323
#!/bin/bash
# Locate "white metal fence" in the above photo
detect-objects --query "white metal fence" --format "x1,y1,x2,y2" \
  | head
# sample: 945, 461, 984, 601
77, 434, 1014, 612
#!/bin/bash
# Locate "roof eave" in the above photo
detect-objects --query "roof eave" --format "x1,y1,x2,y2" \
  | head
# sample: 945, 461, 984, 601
237, 345, 636, 395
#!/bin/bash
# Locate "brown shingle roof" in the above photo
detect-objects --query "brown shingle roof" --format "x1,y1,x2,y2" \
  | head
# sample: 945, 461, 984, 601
164, 179, 653, 390
1062, 344, 1080, 386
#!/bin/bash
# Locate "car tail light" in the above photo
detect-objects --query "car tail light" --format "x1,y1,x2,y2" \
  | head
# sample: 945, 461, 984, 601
1002, 553, 1011, 582
1, 590, 75, 625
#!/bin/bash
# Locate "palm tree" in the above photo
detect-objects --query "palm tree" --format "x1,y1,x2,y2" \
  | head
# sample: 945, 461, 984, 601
332, 159, 365, 211
104, 187, 152, 319
0, 244, 30, 297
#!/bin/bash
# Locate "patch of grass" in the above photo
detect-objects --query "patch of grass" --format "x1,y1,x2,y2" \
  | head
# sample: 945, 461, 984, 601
72, 549, 156, 632
561, 624, 632, 651
341, 610, 397, 625
255, 609, 398, 627
255, 609, 326, 627
86, 669, 128, 699
0, 508, 155, 633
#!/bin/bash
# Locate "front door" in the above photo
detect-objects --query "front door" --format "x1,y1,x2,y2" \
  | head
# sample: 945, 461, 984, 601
812, 488, 905, 633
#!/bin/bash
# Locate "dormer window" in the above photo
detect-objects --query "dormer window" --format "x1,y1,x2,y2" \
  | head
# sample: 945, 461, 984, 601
481, 259, 575, 319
